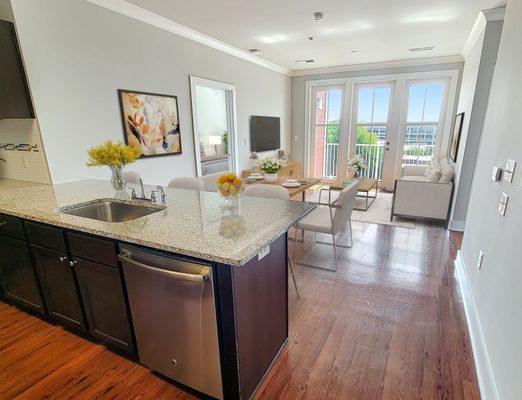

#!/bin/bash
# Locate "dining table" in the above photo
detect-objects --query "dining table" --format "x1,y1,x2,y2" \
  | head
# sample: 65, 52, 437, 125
244, 176, 322, 201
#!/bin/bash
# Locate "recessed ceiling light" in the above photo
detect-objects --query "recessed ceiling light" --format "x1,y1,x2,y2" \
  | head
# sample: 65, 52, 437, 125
295, 59, 315, 64
409, 46, 435, 52
248, 48, 262, 53
313, 12, 324, 21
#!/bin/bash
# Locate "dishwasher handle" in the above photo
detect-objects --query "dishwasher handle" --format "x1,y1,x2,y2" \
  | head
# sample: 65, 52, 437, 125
118, 253, 209, 283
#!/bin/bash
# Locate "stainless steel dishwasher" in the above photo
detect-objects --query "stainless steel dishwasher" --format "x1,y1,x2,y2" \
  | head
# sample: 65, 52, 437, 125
119, 244, 223, 400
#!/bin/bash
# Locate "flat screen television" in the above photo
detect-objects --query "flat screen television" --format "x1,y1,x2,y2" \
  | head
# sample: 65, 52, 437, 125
250, 116, 280, 152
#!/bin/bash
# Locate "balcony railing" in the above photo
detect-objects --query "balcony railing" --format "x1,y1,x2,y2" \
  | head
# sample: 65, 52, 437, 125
322, 142, 436, 180
323, 143, 338, 178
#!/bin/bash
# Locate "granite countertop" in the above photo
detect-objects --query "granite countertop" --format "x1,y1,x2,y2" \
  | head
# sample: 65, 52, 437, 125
0, 179, 316, 266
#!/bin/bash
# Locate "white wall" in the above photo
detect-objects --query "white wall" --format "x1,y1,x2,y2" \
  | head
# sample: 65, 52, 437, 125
450, 17, 503, 230
450, 30, 485, 229
9, 0, 291, 185
460, 0, 521, 398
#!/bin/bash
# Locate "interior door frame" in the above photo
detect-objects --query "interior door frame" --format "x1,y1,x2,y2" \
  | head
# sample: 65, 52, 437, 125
304, 69, 459, 189
189, 75, 239, 176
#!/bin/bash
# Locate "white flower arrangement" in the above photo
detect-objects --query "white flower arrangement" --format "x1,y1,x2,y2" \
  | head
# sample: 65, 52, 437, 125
258, 157, 283, 174
347, 155, 367, 173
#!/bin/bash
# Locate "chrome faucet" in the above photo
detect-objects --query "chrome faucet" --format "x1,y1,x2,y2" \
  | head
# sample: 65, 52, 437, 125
129, 179, 168, 205
130, 178, 149, 201
156, 186, 168, 204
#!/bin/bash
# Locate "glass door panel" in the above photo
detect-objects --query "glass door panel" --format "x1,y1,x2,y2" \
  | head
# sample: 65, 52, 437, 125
313, 88, 343, 179
402, 82, 444, 166
352, 85, 392, 182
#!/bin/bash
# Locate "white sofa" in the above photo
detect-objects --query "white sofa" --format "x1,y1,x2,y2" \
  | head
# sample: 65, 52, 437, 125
391, 165, 454, 226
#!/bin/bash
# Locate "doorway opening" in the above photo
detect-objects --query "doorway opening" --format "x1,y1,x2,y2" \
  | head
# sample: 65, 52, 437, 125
189, 76, 238, 176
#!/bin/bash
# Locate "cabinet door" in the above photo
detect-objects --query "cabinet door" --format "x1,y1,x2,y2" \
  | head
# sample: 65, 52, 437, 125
0, 236, 44, 313
0, 20, 33, 119
30, 245, 85, 330
74, 258, 134, 354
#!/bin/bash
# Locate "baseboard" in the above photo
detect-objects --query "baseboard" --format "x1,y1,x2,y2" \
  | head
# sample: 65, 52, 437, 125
449, 219, 465, 231
455, 251, 499, 400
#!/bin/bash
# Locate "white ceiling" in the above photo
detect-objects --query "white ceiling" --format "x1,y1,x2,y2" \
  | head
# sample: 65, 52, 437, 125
127, 0, 504, 71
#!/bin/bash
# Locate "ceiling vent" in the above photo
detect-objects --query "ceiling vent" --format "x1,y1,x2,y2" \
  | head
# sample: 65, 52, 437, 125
313, 12, 324, 21
409, 46, 435, 53
295, 59, 315, 64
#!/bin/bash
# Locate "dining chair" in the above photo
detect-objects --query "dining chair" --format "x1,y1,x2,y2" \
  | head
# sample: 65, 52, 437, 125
293, 180, 358, 271
199, 172, 223, 192
122, 171, 142, 185
167, 177, 204, 191
242, 184, 300, 298
243, 184, 290, 200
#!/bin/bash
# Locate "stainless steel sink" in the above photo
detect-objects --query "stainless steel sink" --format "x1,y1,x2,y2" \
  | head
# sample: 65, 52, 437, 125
57, 199, 164, 222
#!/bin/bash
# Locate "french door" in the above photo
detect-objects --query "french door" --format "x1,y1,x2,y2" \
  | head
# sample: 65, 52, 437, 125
349, 82, 395, 188
306, 71, 457, 189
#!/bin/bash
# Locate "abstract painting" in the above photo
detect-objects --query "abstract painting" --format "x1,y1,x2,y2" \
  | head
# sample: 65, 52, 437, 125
118, 89, 181, 158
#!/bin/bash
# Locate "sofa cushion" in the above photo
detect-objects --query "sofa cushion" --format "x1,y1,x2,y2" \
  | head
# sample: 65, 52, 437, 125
401, 175, 427, 182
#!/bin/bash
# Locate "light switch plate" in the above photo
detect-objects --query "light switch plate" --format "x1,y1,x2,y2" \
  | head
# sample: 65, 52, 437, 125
503, 159, 516, 182
498, 192, 509, 216
506, 159, 516, 173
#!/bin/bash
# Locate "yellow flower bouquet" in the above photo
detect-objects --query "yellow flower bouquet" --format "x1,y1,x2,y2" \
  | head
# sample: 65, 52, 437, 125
86, 140, 140, 189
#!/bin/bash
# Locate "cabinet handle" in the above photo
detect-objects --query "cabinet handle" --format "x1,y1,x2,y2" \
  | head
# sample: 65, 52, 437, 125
69, 260, 78, 267
59, 256, 68, 263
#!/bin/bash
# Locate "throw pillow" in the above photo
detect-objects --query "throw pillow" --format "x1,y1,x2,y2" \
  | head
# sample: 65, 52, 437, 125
439, 157, 454, 183
425, 160, 442, 182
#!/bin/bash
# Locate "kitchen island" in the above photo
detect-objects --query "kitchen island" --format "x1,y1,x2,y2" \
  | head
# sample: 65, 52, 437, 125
0, 179, 315, 400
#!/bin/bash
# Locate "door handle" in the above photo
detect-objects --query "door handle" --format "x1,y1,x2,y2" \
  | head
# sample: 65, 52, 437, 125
59, 256, 68, 263
118, 253, 209, 283
69, 260, 78, 267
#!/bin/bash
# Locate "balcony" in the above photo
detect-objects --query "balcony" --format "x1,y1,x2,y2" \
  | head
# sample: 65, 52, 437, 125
322, 142, 436, 180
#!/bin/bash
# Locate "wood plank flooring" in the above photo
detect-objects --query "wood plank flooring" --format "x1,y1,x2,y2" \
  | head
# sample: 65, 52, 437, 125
0, 221, 478, 400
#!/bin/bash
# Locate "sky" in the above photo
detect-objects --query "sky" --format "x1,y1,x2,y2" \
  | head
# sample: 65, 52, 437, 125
322, 82, 444, 124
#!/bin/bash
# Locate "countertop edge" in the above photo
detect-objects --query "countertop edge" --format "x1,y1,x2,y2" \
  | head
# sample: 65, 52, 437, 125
0, 203, 317, 267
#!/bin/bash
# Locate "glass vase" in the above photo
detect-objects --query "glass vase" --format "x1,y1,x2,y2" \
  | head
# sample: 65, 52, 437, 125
110, 165, 126, 190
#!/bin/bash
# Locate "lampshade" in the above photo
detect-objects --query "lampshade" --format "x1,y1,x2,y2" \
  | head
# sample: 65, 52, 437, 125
208, 136, 222, 145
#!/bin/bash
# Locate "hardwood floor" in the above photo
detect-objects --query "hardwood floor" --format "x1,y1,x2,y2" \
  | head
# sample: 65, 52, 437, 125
0, 222, 478, 400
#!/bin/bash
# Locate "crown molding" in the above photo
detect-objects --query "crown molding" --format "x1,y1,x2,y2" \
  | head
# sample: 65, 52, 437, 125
290, 56, 464, 77
461, 6, 506, 59
462, 13, 487, 59
482, 6, 506, 21
84, 0, 292, 76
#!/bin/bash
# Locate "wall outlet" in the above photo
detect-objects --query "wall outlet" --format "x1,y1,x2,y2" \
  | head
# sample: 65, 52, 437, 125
477, 250, 484, 270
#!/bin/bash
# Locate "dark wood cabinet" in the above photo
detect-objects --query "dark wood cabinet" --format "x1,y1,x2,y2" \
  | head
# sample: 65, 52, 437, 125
0, 236, 44, 313
30, 245, 85, 330
0, 20, 34, 120
74, 258, 134, 354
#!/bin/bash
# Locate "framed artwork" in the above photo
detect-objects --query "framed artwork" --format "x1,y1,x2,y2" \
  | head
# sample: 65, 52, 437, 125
118, 89, 181, 158
449, 112, 464, 162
